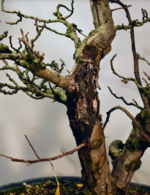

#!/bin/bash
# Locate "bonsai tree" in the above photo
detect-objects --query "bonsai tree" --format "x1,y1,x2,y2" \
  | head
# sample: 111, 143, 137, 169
0, 0, 150, 194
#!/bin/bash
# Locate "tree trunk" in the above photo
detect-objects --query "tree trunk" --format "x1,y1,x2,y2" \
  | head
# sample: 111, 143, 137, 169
66, 50, 114, 194
65, 1, 116, 194
111, 109, 150, 195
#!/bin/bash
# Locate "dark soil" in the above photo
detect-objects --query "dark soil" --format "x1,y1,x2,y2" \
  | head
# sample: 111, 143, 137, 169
0, 180, 150, 195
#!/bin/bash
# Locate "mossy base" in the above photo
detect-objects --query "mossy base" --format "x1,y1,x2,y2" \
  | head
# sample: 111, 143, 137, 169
0, 180, 150, 195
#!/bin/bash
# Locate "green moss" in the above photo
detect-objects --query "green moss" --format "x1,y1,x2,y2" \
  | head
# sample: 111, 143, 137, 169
0, 43, 11, 53
19, 60, 30, 69
91, 138, 102, 149
12, 50, 18, 54
141, 109, 150, 119
125, 159, 142, 172
109, 140, 124, 161
1, 181, 150, 195
126, 140, 136, 152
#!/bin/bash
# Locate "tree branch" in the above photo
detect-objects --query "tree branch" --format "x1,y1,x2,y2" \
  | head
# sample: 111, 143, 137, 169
1, 0, 81, 49
110, 54, 150, 110
25, 135, 41, 160
115, 17, 150, 30
0, 30, 8, 41
0, 52, 69, 90
90, 0, 114, 29
143, 72, 150, 81
0, 29, 70, 90
110, 0, 150, 111
102, 105, 150, 144
0, 135, 86, 165
110, 54, 134, 83
0, 73, 54, 99
54, 0, 74, 20
0, 62, 67, 104
108, 86, 143, 110
139, 56, 150, 66
111, 5, 131, 12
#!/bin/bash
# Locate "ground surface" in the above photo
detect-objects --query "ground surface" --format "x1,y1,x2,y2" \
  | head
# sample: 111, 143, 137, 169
0, 180, 150, 195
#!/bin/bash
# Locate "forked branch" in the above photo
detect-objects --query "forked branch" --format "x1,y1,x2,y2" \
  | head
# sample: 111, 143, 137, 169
0, 135, 86, 165
1, 0, 81, 48
102, 105, 150, 144
110, 54, 150, 111
0, 28, 70, 90
0, 60, 67, 103
110, 0, 150, 110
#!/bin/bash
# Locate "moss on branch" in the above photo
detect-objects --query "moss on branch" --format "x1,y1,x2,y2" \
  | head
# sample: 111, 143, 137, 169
115, 18, 150, 30
0, 69, 67, 104
109, 140, 124, 163
1, 0, 81, 48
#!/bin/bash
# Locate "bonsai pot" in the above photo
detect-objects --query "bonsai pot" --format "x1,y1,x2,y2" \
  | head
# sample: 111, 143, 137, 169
0, 177, 150, 195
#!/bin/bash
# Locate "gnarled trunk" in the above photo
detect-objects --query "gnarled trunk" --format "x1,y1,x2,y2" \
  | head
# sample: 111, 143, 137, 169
66, 55, 114, 194
65, 1, 116, 194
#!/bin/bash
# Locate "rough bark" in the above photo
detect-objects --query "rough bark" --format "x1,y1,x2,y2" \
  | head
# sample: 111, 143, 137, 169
66, 1, 116, 194
66, 55, 114, 195
111, 108, 150, 194
1, 0, 150, 194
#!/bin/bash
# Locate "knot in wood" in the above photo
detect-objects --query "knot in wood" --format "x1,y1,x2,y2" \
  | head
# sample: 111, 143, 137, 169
82, 45, 98, 60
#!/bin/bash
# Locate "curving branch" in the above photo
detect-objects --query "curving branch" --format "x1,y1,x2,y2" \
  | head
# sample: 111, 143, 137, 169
1, 0, 81, 49
0, 62, 67, 104
0, 73, 54, 99
0, 135, 86, 165
0, 52, 69, 89
115, 17, 150, 30
0, 30, 8, 41
19, 29, 44, 61
110, 54, 134, 83
102, 105, 150, 144
39, 24, 67, 37
54, 0, 74, 20
110, 0, 150, 111
143, 72, 150, 81
0, 29, 70, 90
115, 7, 150, 30
139, 56, 150, 66
108, 86, 143, 110
1, 0, 61, 24
31, 21, 46, 48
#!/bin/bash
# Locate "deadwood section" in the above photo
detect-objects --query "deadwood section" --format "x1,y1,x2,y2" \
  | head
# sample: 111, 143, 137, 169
66, 0, 116, 194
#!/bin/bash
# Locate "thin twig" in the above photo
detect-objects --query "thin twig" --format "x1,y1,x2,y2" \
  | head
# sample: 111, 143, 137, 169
19, 29, 44, 61
2, 59, 8, 66
143, 72, 150, 81
35, 18, 39, 33
110, 54, 130, 83
111, 0, 149, 110
108, 86, 143, 110
0, 142, 86, 164
24, 135, 41, 160
9, 36, 20, 53
0, 31, 8, 41
111, 5, 131, 12
31, 22, 46, 48
139, 56, 150, 66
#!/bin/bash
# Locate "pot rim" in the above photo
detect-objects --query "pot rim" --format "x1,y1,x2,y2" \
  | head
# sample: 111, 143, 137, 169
0, 176, 150, 192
